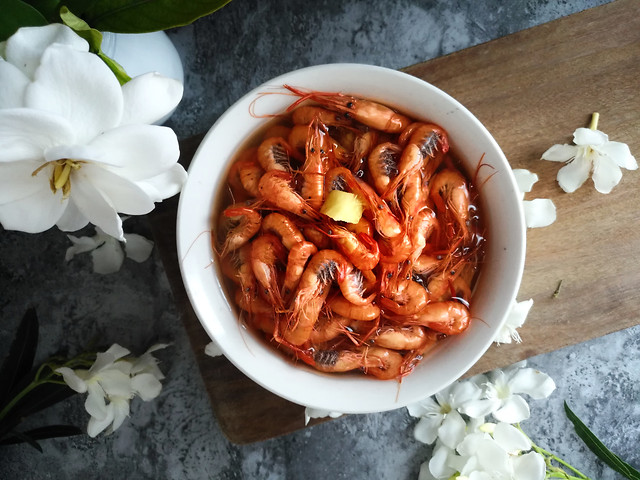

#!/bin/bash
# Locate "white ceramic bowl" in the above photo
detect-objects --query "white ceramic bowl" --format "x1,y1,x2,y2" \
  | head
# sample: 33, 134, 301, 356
176, 63, 525, 414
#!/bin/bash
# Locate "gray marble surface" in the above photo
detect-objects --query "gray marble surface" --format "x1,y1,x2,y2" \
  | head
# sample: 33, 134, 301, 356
2, 0, 638, 479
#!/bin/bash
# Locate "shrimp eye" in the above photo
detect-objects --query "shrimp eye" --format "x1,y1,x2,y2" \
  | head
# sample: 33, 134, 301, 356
320, 149, 325, 154
346, 101, 354, 108
310, 148, 315, 153
377, 204, 384, 210
387, 272, 393, 279
302, 209, 307, 214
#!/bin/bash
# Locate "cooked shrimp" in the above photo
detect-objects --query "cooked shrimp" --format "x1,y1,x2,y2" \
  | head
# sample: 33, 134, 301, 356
220, 244, 256, 297
258, 170, 320, 220
413, 253, 441, 275
310, 314, 353, 344
283, 85, 412, 133
429, 168, 470, 239
362, 347, 404, 380
407, 300, 471, 335
237, 159, 264, 198
327, 295, 380, 321
234, 288, 272, 316
407, 207, 437, 264
400, 170, 429, 220
287, 124, 309, 154
291, 105, 351, 127
344, 216, 374, 238
302, 225, 332, 250
261, 212, 305, 250
257, 136, 296, 172
338, 268, 376, 306
283, 289, 329, 345
250, 234, 287, 308
282, 241, 317, 300
378, 279, 430, 316
383, 143, 424, 200
301, 118, 329, 210
219, 205, 262, 255
367, 142, 401, 195
263, 124, 291, 140
351, 130, 379, 171
325, 225, 380, 271
372, 325, 430, 350
309, 347, 385, 373
408, 122, 450, 159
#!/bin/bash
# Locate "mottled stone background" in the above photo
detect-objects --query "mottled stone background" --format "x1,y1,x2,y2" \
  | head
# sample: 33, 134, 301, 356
2, 0, 638, 479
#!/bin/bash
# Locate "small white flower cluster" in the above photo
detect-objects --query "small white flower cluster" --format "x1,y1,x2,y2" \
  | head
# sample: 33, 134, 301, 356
57, 343, 168, 437
512, 169, 556, 229
407, 361, 556, 480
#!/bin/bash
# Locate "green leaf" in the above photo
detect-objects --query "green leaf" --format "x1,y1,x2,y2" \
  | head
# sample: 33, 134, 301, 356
59, 6, 131, 84
0, 0, 48, 41
0, 308, 38, 408
564, 401, 640, 480
80, 0, 233, 33
0, 425, 83, 446
59, 6, 103, 52
1, 429, 43, 452
23, 0, 62, 23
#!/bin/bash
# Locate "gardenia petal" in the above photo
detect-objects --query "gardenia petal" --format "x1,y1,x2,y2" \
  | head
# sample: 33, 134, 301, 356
91, 237, 125, 274
507, 368, 556, 399
540, 143, 577, 162
437, 409, 467, 449
136, 163, 188, 203
459, 398, 501, 419
3, 24, 88, 79
65, 234, 101, 261
595, 140, 638, 170
56, 201, 90, 233
85, 382, 109, 420
494, 298, 534, 345
556, 152, 591, 193
0, 109, 75, 163
0, 59, 29, 108
107, 396, 130, 433
512, 169, 539, 199
88, 124, 180, 180
0, 186, 66, 233
511, 452, 546, 480
56, 367, 88, 393
131, 372, 163, 401
25, 44, 123, 144
120, 72, 184, 126
492, 394, 530, 423
492, 422, 531, 454
523, 199, 557, 228
573, 127, 607, 146
123, 233, 154, 262
204, 341, 223, 358
0, 160, 46, 204
414, 415, 444, 444
87, 402, 115, 438
407, 396, 442, 418
591, 154, 622, 194
428, 443, 458, 479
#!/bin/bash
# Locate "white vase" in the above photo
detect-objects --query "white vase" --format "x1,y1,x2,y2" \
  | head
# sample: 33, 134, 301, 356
101, 31, 184, 124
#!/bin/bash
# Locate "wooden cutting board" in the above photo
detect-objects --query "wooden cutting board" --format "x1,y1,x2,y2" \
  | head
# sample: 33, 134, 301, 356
149, 0, 640, 444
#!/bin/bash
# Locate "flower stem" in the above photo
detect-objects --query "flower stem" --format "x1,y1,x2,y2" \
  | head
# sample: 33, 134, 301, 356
516, 424, 592, 479
589, 112, 599, 130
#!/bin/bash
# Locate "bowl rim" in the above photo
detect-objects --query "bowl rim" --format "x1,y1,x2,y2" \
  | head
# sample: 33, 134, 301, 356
176, 62, 526, 414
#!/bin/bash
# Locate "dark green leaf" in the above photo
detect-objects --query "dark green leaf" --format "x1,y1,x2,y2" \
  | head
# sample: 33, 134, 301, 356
1, 429, 43, 452
564, 401, 640, 480
80, 0, 233, 33
0, 308, 38, 408
23, 0, 62, 22
0, 0, 48, 41
11, 382, 76, 420
59, 6, 103, 52
0, 425, 83, 446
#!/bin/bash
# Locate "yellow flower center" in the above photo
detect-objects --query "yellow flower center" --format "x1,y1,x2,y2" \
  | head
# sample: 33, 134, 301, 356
32, 159, 85, 198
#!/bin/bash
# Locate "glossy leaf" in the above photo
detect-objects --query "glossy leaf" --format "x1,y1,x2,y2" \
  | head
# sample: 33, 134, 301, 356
0, 425, 83, 446
0, 0, 48, 41
0, 308, 38, 408
24, 0, 62, 22
79, 0, 233, 33
564, 401, 640, 480
1, 429, 43, 452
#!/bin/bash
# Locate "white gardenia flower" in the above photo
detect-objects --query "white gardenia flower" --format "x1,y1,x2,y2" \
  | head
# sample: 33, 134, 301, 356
512, 169, 556, 228
541, 126, 637, 194
66, 224, 154, 274
483, 364, 556, 424
0, 24, 186, 241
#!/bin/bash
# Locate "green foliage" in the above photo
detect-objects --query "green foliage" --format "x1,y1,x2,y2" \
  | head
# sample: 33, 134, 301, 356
0, 309, 83, 452
564, 402, 640, 480
0, 0, 48, 40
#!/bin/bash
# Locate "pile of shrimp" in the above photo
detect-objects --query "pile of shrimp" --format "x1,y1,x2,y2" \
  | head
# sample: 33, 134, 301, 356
215, 85, 485, 381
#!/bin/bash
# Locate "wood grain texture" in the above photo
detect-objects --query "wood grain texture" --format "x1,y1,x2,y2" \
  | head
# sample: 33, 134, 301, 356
149, 0, 640, 444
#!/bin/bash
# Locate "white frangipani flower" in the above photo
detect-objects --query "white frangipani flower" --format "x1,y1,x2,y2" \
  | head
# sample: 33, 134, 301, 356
512, 169, 556, 228
494, 298, 534, 345
65, 223, 154, 274
541, 113, 637, 194
484, 364, 556, 424
0, 24, 186, 241
57, 343, 168, 437
408, 380, 483, 446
